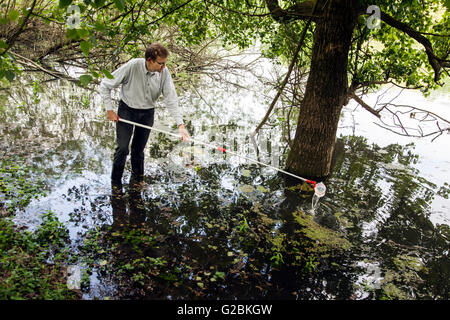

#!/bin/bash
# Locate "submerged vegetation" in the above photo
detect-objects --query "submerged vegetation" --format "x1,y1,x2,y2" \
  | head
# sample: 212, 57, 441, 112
0, 159, 47, 214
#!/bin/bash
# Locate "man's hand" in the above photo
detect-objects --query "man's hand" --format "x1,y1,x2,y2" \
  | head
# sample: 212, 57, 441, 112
178, 124, 190, 142
107, 110, 118, 121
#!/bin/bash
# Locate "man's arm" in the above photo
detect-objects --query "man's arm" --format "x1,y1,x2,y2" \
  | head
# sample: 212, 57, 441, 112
162, 70, 190, 141
98, 62, 131, 121
177, 123, 190, 142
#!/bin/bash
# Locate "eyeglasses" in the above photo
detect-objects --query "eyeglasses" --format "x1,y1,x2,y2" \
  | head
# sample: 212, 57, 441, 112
154, 60, 166, 67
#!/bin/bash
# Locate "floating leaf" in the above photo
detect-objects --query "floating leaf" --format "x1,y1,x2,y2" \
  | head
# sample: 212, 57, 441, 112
256, 185, 269, 193
239, 184, 254, 193
241, 169, 251, 177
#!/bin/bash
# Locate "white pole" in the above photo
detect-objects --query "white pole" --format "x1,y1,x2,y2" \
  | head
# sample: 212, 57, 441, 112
117, 117, 314, 185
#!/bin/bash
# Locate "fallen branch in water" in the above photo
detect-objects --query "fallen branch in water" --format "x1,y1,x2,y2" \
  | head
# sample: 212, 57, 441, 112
374, 102, 450, 142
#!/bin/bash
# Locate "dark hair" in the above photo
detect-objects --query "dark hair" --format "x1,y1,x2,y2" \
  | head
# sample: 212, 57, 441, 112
145, 43, 169, 61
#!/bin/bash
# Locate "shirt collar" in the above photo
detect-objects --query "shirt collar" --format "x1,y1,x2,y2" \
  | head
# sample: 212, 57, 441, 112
142, 59, 161, 77
142, 59, 155, 76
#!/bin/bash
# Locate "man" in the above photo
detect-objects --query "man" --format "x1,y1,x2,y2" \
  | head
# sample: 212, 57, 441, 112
99, 43, 190, 189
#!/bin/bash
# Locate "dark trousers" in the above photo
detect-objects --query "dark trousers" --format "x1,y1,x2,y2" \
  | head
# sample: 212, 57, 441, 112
111, 100, 155, 184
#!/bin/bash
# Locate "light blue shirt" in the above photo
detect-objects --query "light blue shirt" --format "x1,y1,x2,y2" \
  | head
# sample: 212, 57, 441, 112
98, 58, 184, 125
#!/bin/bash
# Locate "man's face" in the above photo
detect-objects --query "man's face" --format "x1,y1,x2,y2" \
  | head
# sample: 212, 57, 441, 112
146, 56, 168, 73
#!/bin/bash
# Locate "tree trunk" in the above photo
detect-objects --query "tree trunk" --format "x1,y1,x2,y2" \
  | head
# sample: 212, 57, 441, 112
285, 0, 360, 180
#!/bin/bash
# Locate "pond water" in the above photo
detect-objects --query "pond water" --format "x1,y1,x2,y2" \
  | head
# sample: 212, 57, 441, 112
1, 63, 449, 300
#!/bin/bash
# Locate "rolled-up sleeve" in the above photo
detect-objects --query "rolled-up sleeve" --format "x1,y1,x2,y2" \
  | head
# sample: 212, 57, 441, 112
162, 70, 184, 126
98, 63, 131, 111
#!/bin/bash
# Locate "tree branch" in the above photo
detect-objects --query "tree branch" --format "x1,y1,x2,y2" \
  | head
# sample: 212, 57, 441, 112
253, 1, 319, 136
349, 93, 381, 118
264, 0, 323, 22
1, 0, 37, 56
375, 9, 449, 82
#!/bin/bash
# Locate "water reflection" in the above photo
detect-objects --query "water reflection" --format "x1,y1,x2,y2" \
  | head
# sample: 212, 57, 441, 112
110, 184, 147, 232
1, 74, 449, 300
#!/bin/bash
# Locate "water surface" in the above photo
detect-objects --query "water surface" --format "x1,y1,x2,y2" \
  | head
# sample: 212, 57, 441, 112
1, 70, 449, 300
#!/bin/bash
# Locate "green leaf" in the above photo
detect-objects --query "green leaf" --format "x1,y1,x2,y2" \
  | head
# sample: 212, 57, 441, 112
77, 28, 90, 39
241, 169, 251, 177
8, 9, 20, 21
239, 184, 254, 193
66, 28, 79, 40
94, 21, 105, 31
80, 40, 91, 56
0, 40, 8, 49
445, 0, 450, 10
94, 0, 106, 8
59, 0, 73, 8
79, 74, 93, 85
4, 70, 15, 82
91, 70, 100, 78
113, 0, 125, 11
256, 185, 269, 193
101, 68, 114, 79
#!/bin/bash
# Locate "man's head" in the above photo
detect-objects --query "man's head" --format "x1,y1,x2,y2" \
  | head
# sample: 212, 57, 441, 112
145, 43, 169, 73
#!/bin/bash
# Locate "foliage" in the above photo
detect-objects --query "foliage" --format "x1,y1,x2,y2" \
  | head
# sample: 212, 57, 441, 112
350, 1, 449, 94
0, 0, 446, 92
0, 157, 76, 299
0, 212, 77, 299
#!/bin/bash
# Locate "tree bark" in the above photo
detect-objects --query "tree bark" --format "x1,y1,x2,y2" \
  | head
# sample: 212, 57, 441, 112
285, 0, 361, 180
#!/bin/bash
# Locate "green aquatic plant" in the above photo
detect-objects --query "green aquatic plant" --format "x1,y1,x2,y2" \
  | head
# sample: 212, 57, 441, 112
0, 160, 47, 214
292, 211, 353, 253
0, 212, 77, 299
269, 232, 285, 267
238, 215, 249, 233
